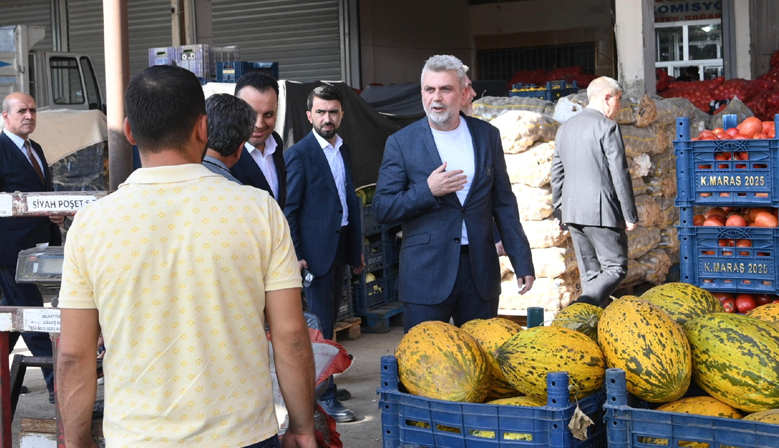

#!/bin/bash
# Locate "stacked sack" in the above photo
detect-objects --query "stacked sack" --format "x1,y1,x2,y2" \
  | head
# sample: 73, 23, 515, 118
556, 93, 700, 285
490, 111, 581, 312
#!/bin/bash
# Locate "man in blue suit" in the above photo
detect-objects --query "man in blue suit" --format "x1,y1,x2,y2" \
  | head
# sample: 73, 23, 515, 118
284, 85, 364, 422
0, 92, 63, 402
232, 73, 287, 208
373, 55, 535, 332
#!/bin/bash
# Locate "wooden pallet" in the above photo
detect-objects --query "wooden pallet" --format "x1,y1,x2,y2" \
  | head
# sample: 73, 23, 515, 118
333, 317, 361, 342
355, 301, 403, 333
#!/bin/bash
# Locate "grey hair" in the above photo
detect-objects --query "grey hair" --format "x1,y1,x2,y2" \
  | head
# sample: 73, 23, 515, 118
1, 97, 11, 113
420, 55, 466, 88
205, 94, 257, 157
587, 76, 622, 101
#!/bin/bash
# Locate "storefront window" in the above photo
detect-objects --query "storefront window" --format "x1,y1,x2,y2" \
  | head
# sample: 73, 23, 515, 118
688, 23, 721, 60
655, 20, 723, 81
657, 27, 683, 62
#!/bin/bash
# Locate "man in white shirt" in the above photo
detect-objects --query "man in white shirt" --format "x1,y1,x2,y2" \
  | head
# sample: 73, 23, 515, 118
284, 85, 365, 422
231, 73, 287, 207
373, 55, 535, 332
0, 92, 65, 402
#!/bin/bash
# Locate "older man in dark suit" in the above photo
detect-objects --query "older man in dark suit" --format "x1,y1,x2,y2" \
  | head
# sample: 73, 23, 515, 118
551, 76, 638, 307
284, 85, 364, 422
373, 55, 535, 332
232, 73, 287, 208
0, 92, 63, 402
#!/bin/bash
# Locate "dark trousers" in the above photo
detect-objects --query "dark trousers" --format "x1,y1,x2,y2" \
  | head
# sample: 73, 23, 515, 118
302, 228, 346, 401
402, 247, 499, 333
243, 434, 279, 448
567, 224, 628, 307
0, 266, 54, 393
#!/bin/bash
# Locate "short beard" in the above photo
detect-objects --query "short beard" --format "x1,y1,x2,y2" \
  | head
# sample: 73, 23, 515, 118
314, 124, 337, 140
425, 108, 454, 128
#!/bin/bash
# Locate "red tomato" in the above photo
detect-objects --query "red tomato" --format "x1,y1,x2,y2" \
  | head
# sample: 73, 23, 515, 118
712, 127, 726, 134
736, 294, 757, 313
705, 207, 727, 218
736, 239, 753, 247
726, 214, 747, 227
704, 216, 725, 226
725, 127, 740, 136
718, 239, 735, 247
722, 298, 736, 313
756, 294, 774, 306
737, 117, 763, 138
699, 130, 717, 139
693, 214, 705, 226
713, 292, 734, 303
717, 133, 733, 140
721, 207, 735, 213
755, 211, 779, 228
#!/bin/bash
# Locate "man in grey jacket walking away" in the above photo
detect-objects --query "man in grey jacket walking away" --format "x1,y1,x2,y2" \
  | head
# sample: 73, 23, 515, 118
551, 76, 638, 307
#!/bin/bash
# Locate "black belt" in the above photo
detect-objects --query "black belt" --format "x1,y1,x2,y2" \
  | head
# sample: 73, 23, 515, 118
460, 245, 469, 254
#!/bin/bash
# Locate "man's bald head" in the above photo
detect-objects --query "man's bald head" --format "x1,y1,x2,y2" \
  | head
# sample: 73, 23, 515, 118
2, 92, 37, 139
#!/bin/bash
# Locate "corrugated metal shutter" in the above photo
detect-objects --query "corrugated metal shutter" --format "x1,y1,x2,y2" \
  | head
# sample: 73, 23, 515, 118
0, 0, 53, 50
68, 0, 172, 95
211, 0, 342, 82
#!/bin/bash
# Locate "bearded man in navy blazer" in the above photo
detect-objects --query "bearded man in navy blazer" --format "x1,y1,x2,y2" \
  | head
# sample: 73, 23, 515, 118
0, 92, 64, 402
373, 55, 535, 332
284, 85, 365, 422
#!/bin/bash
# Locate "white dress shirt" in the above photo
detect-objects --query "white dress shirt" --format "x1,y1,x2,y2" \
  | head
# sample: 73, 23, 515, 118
430, 117, 474, 245
312, 131, 349, 227
3, 128, 46, 179
245, 137, 278, 199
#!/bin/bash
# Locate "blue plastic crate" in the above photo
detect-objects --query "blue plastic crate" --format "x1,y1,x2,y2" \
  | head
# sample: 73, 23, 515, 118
675, 114, 779, 207
678, 207, 779, 294
353, 268, 393, 313
379, 356, 606, 448
338, 271, 354, 321
359, 202, 386, 236
605, 369, 779, 448
216, 61, 279, 82
364, 236, 389, 272
148, 46, 176, 67
509, 80, 578, 102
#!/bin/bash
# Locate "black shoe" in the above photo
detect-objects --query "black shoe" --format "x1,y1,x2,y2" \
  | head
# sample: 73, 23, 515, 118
336, 388, 352, 401
318, 398, 355, 422
48, 392, 55, 404
19, 386, 29, 394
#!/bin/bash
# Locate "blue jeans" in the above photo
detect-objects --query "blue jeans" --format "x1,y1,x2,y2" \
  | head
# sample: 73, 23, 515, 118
243, 434, 280, 448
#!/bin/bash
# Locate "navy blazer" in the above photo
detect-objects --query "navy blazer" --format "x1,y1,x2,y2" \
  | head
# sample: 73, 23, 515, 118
0, 132, 61, 267
373, 115, 534, 305
284, 131, 361, 276
231, 131, 287, 208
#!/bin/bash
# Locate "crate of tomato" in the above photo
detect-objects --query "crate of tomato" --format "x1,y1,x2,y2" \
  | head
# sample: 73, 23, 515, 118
675, 114, 779, 207
678, 205, 779, 295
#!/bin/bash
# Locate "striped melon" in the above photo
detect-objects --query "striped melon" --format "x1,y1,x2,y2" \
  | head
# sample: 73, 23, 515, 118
487, 396, 546, 406
460, 318, 523, 399
395, 321, 490, 402
746, 303, 779, 329
598, 296, 692, 403
640, 282, 723, 324
551, 302, 603, 341
683, 313, 779, 412
496, 326, 605, 400
657, 396, 743, 418
743, 409, 779, 424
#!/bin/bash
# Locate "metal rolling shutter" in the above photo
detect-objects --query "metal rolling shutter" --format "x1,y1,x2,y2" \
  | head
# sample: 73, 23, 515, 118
211, 0, 342, 82
0, 0, 53, 50
68, 0, 172, 95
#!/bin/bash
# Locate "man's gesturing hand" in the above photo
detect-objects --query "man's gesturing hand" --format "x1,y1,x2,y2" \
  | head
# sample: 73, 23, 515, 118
428, 162, 467, 197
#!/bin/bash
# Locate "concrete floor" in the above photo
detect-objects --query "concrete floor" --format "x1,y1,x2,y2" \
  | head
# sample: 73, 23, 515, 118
8, 323, 405, 447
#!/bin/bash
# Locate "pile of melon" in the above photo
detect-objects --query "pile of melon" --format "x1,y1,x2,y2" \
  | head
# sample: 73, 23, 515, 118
394, 282, 779, 424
